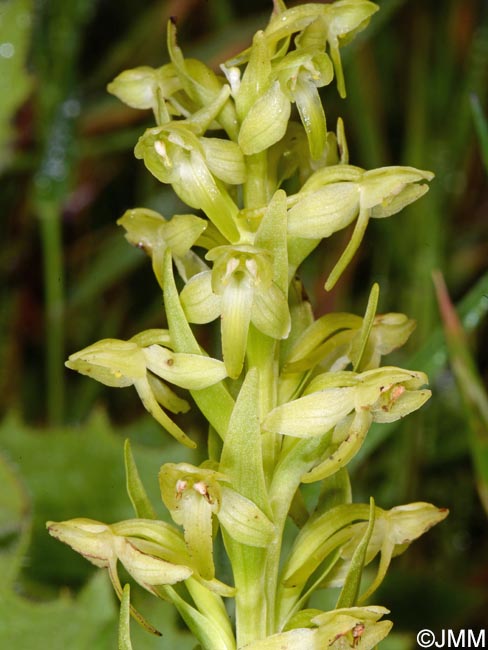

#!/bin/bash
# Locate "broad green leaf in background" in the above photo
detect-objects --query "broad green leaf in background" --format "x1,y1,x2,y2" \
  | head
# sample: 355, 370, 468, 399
0, 410, 195, 583
0, 410, 197, 648
0, 569, 117, 650
0, 428, 117, 649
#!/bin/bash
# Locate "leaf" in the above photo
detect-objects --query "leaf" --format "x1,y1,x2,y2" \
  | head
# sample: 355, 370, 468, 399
0, 412, 199, 649
0, 566, 117, 650
0, 450, 30, 585
220, 369, 270, 514
162, 251, 235, 438
335, 497, 376, 608
160, 585, 234, 650
0, 411, 185, 585
351, 283, 379, 371
470, 93, 488, 174
354, 269, 488, 464
124, 440, 156, 519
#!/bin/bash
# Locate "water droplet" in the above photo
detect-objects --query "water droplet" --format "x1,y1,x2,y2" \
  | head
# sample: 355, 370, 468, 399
62, 99, 81, 118
0, 42, 15, 58
464, 311, 480, 330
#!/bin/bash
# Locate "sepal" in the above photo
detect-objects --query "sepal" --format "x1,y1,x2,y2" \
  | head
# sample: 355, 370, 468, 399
143, 345, 227, 389
118, 208, 208, 284
325, 0, 379, 98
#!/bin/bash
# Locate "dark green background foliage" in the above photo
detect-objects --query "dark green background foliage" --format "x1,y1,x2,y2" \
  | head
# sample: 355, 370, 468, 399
1, 0, 487, 647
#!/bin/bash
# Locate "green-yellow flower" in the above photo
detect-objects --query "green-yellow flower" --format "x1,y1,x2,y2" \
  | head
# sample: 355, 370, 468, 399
180, 245, 290, 378
65, 332, 227, 447
159, 463, 274, 579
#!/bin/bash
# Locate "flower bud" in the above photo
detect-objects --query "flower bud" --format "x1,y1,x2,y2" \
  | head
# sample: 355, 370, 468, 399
65, 339, 146, 387
238, 81, 291, 156
47, 519, 115, 568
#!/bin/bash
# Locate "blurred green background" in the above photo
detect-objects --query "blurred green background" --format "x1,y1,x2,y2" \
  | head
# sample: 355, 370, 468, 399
1, 0, 487, 647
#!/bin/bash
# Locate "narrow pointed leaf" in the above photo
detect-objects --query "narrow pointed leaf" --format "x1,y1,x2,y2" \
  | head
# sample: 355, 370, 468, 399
162, 251, 234, 438
434, 270, 488, 514
162, 585, 233, 650
336, 497, 376, 608
124, 440, 156, 519
351, 282, 379, 371
220, 368, 270, 513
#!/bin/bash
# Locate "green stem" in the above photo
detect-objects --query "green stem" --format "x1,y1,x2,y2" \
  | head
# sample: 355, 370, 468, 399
246, 326, 280, 478
223, 534, 268, 646
265, 434, 332, 633
243, 152, 268, 209
39, 199, 65, 424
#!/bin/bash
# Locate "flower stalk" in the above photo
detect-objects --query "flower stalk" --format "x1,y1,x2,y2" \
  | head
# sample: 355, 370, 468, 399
49, 2, 448, 648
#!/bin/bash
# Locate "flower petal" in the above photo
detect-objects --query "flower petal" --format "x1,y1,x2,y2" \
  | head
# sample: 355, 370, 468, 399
288, 182, 359, 239
46, 518, 114, 568
221, 278, 254, 379
251, 283, 291, 340
114, 536, 192, 590
143, 345, 227, 389
180, 271, 222, 324
200, 137, 246, 185
263, 388, 355, 437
